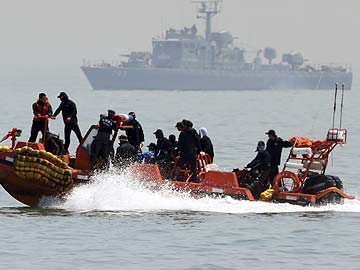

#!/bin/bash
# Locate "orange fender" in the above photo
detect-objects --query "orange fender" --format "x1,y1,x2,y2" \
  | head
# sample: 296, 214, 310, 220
272, 171, 301, 194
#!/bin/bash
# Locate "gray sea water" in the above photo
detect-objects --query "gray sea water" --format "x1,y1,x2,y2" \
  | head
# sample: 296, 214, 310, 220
1, 69, 360, 270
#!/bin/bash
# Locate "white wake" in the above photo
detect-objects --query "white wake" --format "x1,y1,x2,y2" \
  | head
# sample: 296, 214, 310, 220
46, 170, 360, 214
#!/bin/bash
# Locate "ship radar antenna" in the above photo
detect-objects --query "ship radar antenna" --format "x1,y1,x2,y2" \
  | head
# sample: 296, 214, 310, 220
192, 0, 223, 40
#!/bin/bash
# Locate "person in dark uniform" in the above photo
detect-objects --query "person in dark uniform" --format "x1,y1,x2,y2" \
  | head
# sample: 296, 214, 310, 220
198, 127, 214, 162
243, 141, 272, 198
153, 129, 172, 162
29, 93, 53, 142
168, 134, 178, 160
265, 129, 292, 182
53, 92, 83, 152
174, 120, 201, 182
246, 141, 272, 185
114, 134, 137, 168
91, 110, 118, 168
175, 122, 184, 132
125, 111, 144, 151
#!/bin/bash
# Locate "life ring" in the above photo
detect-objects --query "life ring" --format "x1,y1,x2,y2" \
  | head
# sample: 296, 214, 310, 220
272, 171, 301, 194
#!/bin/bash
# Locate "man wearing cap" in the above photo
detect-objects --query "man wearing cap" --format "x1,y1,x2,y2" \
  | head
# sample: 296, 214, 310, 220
265, 129, 292, 182
125, 111, 144, 151
175, 122, 183, 132
114, 134, 137, 168
91, 110, 118, 167
29, 93, 53, 142
53, 92, 83, 152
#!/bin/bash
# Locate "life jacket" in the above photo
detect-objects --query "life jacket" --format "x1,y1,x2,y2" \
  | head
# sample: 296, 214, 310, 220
36, 98, 50, 116
289, 136, 313, 147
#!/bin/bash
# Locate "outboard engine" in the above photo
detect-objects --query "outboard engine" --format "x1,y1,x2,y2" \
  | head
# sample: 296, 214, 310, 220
302, 173, 343, 194
45, 132, 66, 155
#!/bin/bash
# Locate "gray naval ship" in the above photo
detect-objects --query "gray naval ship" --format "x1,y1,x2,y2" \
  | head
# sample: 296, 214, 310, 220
81, 0, 352, 90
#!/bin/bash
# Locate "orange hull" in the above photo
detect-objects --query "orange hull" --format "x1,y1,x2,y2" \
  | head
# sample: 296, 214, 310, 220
0, 128, 355, 207
0, 158, 354, 207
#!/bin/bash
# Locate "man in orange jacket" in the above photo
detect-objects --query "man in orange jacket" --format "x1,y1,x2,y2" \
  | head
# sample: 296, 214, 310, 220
28, 93, 53, 142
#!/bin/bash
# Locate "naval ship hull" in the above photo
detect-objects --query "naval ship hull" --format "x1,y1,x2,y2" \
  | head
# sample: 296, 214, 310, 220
81, 66, 352, 90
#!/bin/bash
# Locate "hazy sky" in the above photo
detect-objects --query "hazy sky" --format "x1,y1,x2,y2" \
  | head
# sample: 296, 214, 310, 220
1, 0, 359, 81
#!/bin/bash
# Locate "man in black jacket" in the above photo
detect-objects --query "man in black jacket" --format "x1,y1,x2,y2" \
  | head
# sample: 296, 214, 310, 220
243, 140, 272, 198
91, 110, 118, 167
174, 120, 201, 182
53, 92, 83, 152
125, 112, 144, 151
247, 141, 272, 184
265, 129, 292, 182
153, 129, 172, 162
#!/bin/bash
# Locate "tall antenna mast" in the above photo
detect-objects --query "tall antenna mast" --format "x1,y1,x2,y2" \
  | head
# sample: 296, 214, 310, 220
332, 83, 338, 129
192, 0, 222, 40
339, 83, 345, 129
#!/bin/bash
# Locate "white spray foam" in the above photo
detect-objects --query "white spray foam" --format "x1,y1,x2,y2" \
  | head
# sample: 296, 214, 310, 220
48, 170, 360, 214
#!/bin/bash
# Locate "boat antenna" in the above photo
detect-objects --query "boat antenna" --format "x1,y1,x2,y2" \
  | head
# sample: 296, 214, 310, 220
339, 83, 345, 129
192, 0, 222, 40
332, 83, 338, 129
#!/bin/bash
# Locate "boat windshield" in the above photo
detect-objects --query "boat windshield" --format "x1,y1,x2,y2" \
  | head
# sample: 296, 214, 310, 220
81, 126, 99, 156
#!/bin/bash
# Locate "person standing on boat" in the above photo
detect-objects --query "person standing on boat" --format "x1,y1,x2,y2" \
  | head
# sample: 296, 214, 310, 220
125, 111, 144, 151
175, 122, 184, 132
168, 134, 178, 160
53, 92, 83, 152
91, 110, 118, 168
198, 127, 214, 162
174, 120, 201, 182
265, 129, 292, 182
29, 93, 53, 142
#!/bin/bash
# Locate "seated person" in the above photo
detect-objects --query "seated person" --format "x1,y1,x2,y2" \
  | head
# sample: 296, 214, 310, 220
114, 134, 137, 168
246, 140, 272, 185
153, 129, 172, 163
235, 141, 271, 199
137, 143, 156, 164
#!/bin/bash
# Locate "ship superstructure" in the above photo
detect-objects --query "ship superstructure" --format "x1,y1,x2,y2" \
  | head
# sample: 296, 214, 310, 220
81, 0, 352, 90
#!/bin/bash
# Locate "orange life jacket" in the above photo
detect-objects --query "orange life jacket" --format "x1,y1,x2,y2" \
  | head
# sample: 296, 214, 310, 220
36, 98, 50, 116
289, 136, 313, 147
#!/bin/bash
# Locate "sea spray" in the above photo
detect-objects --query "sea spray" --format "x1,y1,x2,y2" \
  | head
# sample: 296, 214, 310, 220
42, 168, 360, 214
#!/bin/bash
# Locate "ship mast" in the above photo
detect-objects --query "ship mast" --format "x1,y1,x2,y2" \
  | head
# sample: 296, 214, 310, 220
192, 0, 222, 40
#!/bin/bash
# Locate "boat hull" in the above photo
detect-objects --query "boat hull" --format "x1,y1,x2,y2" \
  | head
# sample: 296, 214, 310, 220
81, 66, 353, 90
0, 146, 355, 208
0, 162, 70, 207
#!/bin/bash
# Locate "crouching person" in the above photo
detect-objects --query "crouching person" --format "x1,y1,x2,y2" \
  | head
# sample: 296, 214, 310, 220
236, 141, 271, 199
114, 134, 137, 169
